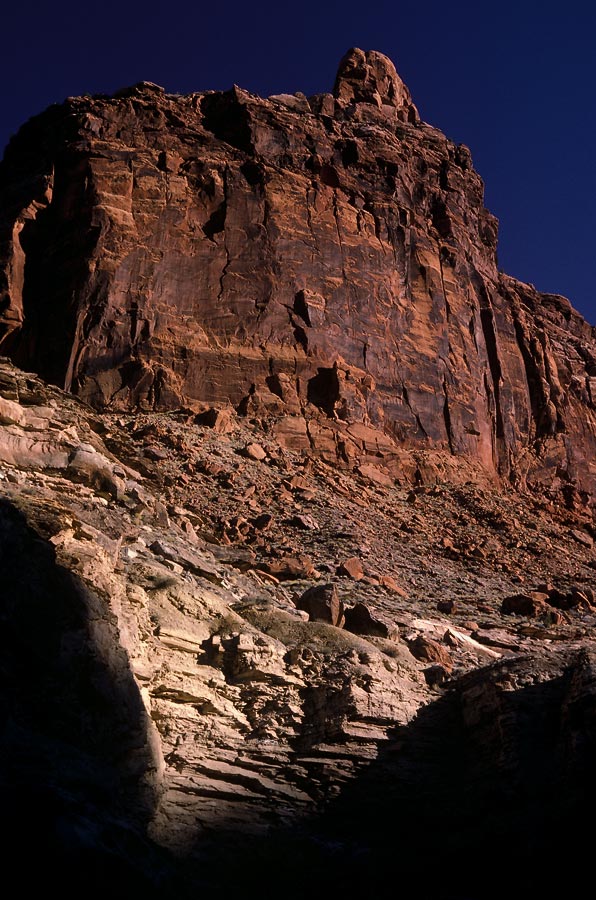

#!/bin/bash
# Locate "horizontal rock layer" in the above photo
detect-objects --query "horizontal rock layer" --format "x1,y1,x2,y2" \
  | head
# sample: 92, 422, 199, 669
1, 358, 596, 894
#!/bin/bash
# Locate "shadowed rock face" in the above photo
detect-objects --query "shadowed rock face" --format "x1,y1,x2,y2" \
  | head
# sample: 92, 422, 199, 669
0, 497, 168, 892
1, 357, 596, 894
1, 49, 596, 504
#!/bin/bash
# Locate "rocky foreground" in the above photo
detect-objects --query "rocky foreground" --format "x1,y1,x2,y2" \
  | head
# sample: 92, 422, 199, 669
1, 358, 595, 896
0, 48, 596, 897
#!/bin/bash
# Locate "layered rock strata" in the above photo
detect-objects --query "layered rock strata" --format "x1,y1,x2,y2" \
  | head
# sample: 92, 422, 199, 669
1, 50, 596, 503
2, 47, 596, 894
1, 358, 596, 894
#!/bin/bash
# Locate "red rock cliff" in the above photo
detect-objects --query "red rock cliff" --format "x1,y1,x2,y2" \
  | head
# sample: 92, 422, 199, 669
1, 48, 596, 502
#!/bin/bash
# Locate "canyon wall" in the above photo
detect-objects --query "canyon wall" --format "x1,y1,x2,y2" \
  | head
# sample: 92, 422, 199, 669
1, 48, 596, 501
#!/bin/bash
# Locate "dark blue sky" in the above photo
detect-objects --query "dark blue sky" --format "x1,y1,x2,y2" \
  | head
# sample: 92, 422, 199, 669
2, 1, 595, 323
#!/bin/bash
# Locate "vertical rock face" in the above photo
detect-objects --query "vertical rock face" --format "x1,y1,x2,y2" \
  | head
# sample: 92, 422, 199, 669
1, 49, 596, 504
333, 47, 419, 121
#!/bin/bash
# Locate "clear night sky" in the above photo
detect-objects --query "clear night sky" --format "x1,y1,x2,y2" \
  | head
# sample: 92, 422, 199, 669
2, 1, 595, 323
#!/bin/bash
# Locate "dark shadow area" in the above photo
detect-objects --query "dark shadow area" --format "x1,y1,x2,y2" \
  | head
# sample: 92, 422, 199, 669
3, 492, 596, 898
336, 138, 359, 168
201, 91, 254, 154
196, 653, 596, 899
0, 498, 183, 895
202, 199, 227, 240
293, 289, 312, 327
307, 365, 340, 416
7, 155, 103, 390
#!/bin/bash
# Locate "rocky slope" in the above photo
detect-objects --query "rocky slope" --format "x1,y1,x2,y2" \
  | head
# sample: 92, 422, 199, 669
1, 358, 596, 895
1, 48, 596, 506
1, 49, 596, 896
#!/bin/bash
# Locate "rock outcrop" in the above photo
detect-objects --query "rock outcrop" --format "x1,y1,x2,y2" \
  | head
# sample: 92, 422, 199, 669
1, 50, 596, 506
1, 357, 596, 894
2, 49, 596, 894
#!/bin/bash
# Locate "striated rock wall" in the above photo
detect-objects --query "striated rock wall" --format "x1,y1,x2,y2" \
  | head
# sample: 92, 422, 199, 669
0, 359, 428, 862
1, 49, 596, 503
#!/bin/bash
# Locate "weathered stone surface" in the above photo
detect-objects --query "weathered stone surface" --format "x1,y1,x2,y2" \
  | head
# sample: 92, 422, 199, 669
379, 574, 408, 595
295, 582, 346, 627
344, 601, 398, 639
1, 358, 596, 893
545, 585, 596, 611
243, 442, 267, 461
337, 556, 365, 580
3, 45, 596, 894
407, 634, 454, 669
501, 592, 549, 617
333, 47, 419, 122
195, 406, 236, 433
1, 50, 596, 504
260, 554, 316, 580
437, 598, 457, 614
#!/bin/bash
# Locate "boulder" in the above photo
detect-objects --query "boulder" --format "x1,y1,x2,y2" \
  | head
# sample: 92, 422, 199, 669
295, 583, 346, 627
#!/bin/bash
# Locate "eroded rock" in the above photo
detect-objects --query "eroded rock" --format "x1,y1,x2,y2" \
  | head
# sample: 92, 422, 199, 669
296, 582, 346, 627
1, 45, 596, 894
1, 51, 596, 505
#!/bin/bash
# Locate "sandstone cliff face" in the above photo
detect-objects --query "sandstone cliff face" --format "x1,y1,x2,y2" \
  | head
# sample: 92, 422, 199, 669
3, 52, 596, 894
1, 49, 596, 505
